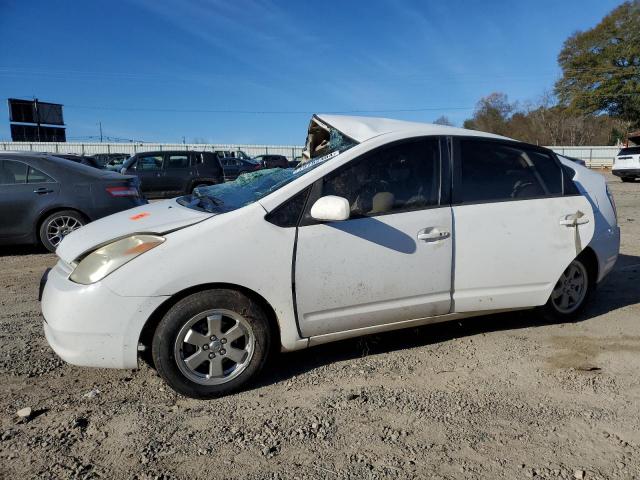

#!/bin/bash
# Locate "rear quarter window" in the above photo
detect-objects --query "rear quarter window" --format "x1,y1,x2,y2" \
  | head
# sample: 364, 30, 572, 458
27, 166, 55, 183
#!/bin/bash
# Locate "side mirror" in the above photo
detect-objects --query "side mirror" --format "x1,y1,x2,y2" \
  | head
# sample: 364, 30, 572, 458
310, 195, 350, 222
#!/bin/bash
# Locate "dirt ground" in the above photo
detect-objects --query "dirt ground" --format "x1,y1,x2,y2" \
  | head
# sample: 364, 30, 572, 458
0, 171, 638, 480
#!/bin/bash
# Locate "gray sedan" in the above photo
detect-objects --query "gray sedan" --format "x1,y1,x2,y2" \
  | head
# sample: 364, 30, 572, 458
0, 152, 146, 252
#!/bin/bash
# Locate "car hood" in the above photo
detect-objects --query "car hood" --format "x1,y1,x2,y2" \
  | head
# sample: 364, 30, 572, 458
56, 199, 214, 263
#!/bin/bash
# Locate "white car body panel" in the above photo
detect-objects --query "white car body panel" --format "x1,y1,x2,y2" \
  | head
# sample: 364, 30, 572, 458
40, 115, 621, 372
101, 203, 307, 352
295, 207, 453, 337
558, 156, 620, 282
315, 114, 511, 144
56, 198, 213, 263
42, 260, 167, 368
453, 195, 594, 312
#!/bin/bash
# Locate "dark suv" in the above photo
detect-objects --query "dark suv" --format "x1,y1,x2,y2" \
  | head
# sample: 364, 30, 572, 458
121, 151, 223, 198
254, 154, 289, 169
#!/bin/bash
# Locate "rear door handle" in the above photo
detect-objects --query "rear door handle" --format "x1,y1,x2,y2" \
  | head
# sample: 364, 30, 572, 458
560, 211, 589, 226
33, 188, 54, 195
417, 227, 450, 242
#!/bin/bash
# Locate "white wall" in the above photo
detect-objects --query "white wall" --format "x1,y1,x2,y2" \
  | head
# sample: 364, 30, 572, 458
0, 142, 621, 167
0, 142, 304, 160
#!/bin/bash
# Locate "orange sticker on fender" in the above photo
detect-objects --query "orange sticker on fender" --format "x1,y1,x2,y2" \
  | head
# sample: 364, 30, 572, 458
130, 212, 150, 221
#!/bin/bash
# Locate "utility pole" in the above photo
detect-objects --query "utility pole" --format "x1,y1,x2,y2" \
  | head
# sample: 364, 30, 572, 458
99, 121, 103, 143
34, 97, 41, 142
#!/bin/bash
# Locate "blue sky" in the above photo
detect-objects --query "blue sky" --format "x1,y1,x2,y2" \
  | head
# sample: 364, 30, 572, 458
0, 0, 622, 144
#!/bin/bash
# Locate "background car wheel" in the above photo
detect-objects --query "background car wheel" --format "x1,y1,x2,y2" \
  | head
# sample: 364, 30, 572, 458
39, 210, 85, 252
152, 289, 272, 399
542, 257, 592, 321
621, 177, 636, 182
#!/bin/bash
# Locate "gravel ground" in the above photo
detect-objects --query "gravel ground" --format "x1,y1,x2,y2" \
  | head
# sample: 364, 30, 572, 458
1, 172, 639, 480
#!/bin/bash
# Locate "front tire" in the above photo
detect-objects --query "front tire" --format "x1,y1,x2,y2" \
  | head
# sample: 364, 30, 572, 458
542, 257, 592, 321
152, 290, 272, 399
39, 210, 85, 252
621, 177, 635, 183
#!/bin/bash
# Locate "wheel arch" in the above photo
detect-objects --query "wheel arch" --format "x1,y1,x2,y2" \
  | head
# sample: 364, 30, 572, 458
577, 246, 599, 287
138, 283, 282, 361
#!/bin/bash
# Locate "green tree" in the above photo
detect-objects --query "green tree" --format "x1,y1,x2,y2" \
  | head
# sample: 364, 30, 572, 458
554, 1, 640, 128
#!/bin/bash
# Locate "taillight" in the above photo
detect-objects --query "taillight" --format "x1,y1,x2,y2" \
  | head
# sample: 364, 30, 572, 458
106, 186, 139, 197
606, 184, 618, 223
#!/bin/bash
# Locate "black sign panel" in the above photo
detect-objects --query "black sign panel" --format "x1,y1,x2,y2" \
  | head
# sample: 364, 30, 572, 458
10, 124, 66, 142
8, 98, 64, 125
8, 99, 36, 123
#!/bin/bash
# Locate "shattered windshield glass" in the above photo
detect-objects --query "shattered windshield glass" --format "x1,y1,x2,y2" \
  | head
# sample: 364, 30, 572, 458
178, 116, 358, 213
177, 152, 340, 213
178, 169, 296, 213
303, 116, 357, 161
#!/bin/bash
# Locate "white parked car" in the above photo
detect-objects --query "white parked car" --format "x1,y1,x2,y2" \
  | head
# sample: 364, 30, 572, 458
41, 115, 620, 398
612, 146, 640, 182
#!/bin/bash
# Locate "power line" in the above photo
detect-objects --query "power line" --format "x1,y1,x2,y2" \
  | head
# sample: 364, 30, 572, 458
64, 105, 476, 114
61, 92, 638, 116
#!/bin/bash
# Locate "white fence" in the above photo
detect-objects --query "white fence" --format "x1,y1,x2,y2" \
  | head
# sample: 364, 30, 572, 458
0, 142, 304, 161
0, 142, 621, 167
547, 146, 620, 168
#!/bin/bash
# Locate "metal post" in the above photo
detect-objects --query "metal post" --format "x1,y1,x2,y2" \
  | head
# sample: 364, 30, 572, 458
34, 98, 41, 142
589, 148, 592, 168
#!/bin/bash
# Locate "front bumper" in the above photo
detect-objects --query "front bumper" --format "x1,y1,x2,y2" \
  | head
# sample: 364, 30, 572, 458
612, 168, 640, 177
41, 261, 167, 369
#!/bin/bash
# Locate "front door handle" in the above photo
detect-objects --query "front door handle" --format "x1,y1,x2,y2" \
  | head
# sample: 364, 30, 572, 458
417, 227, 450, 242
33, 188, 54, 195
560, 211, 589, 226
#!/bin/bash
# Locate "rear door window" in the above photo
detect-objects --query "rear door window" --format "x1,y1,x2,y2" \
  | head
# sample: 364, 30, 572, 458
0, 160, 28, 184
137, 155, 164, 171
457, 140, 563, 203
166, 154, 190, 169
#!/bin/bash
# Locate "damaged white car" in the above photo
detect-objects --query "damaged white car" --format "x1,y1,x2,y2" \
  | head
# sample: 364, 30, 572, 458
40, 115, 620, 398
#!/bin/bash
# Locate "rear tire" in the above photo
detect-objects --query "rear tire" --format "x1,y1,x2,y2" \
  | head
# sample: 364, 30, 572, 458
39, 210, 86, 252
541, 257, 593, 322
621, 177, 635, 182
152, 289, 272, 399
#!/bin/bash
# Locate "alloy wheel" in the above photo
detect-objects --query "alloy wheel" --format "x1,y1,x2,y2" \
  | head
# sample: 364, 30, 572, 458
551, 260, 588, 314
174, 309, 255, 385
46, 215, 83, 247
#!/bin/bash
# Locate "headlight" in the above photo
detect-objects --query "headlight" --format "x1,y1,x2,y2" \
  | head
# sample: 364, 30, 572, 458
69, 234, 165, 285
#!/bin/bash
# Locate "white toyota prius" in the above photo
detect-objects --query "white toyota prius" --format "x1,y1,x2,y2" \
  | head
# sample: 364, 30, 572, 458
41, 115, 620, 398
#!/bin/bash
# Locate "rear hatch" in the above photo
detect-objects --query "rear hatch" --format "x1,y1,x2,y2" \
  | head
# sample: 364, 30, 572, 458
614, 146, 640, 170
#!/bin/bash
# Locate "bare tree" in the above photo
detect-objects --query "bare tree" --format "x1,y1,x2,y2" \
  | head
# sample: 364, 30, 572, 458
433, 115, 454, 126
